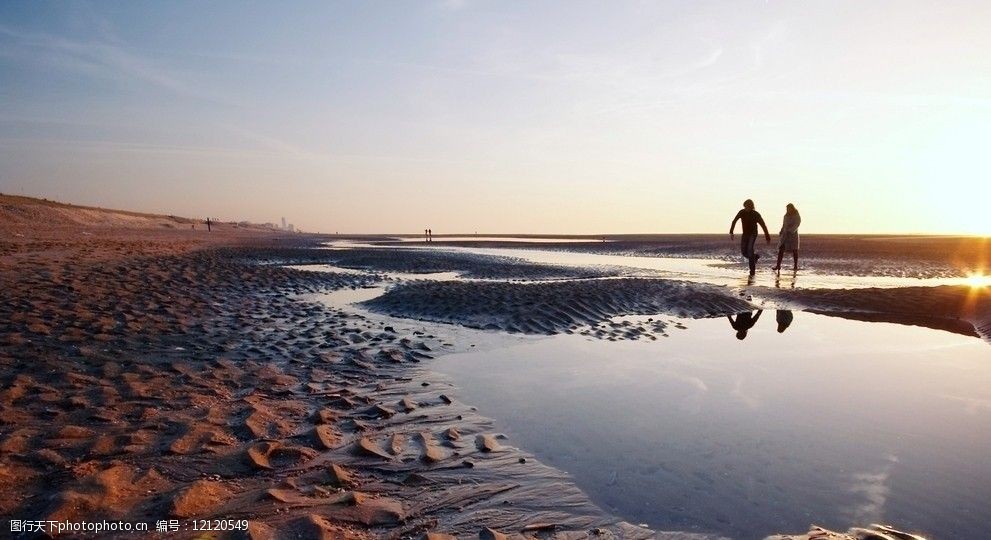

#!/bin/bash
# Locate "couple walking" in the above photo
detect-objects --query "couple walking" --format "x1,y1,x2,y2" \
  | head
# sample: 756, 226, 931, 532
729, 199, 801, 276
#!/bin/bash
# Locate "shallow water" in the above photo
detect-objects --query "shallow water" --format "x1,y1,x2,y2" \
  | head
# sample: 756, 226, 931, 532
395, 236, 605, 243
322, 240, 975, 290
431, 313, 991, 539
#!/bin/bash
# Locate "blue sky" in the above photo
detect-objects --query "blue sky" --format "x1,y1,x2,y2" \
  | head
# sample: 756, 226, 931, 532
1, 1, 989, 234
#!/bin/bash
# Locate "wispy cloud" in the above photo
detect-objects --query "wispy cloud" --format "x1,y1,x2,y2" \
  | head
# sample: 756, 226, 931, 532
730, 377, 760, 409
222, 126, 320, 159
0, 135, 497, 167
941, 394, 991, 415
847, 454, 899, 523
0, 23, 234, 105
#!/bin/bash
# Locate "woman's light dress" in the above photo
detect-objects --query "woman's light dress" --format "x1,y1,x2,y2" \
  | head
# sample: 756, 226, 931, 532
779, 213, 801, 251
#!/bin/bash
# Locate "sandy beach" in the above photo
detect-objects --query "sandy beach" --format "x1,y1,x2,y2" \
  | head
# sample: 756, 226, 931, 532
5, 2, 991, 536
2, 195, 988, 539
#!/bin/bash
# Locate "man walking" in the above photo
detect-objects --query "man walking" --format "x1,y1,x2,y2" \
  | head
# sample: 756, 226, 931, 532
729, 199, 770, 276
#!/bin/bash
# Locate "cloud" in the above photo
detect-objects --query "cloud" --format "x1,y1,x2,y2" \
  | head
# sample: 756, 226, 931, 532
0, 23, 233, 105
222, 125, 320, 159
846, 454, 899, 523
940, 394, 991, 415
730, 377, 760, 409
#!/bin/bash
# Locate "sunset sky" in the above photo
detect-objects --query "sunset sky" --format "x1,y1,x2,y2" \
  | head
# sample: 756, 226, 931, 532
1, 1, 989, 234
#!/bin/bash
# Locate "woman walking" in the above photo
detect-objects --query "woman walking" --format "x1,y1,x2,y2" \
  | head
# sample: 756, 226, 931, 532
772, 203, 801, 272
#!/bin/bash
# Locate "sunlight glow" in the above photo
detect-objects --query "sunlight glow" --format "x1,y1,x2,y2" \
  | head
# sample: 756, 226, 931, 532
965, 273, 991, 288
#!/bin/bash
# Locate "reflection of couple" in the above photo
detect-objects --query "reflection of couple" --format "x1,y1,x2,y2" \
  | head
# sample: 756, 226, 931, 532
727, 309, 794, 340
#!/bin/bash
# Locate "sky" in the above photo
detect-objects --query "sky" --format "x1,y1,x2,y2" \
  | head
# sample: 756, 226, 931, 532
1, 1, 989, 235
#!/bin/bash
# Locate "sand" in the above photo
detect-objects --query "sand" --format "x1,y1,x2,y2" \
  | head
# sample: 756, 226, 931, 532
363, 278, 752, 336
0, 197, 665, 539
755, 285, 991, 343
2, 195, 980, 539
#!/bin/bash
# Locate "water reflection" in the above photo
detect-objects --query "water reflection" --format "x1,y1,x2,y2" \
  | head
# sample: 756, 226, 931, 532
727, 310, 763, 340
775, 269, 797, 288
431, 314, 991, 539
728, 309, 796, 337
776, 309, 794, 333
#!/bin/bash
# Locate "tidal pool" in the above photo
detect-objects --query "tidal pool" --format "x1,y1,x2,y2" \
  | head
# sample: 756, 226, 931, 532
431, 313, 991, 539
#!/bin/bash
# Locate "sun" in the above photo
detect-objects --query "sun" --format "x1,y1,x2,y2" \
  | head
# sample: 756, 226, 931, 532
965, 273, 991, 288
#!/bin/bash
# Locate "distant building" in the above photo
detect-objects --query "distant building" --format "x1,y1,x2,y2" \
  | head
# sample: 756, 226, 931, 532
281, 217, 287, 230
288, 224, 295, 232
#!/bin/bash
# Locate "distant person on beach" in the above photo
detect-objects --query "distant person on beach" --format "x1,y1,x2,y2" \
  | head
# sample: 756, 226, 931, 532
775, 309, 794, 333
206, 218, 211, 232
772, 203, 801, 272
729, 199, 771, 276
727, 310, 763, 340
428, 228, 433, 242
425, 229, 429, 242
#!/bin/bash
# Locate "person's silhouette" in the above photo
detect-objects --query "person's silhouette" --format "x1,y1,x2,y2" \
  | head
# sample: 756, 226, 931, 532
729, 199, 771, 276
727, 310, 763, 340
772, 203, 801, 272
775, 310, 794, 333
